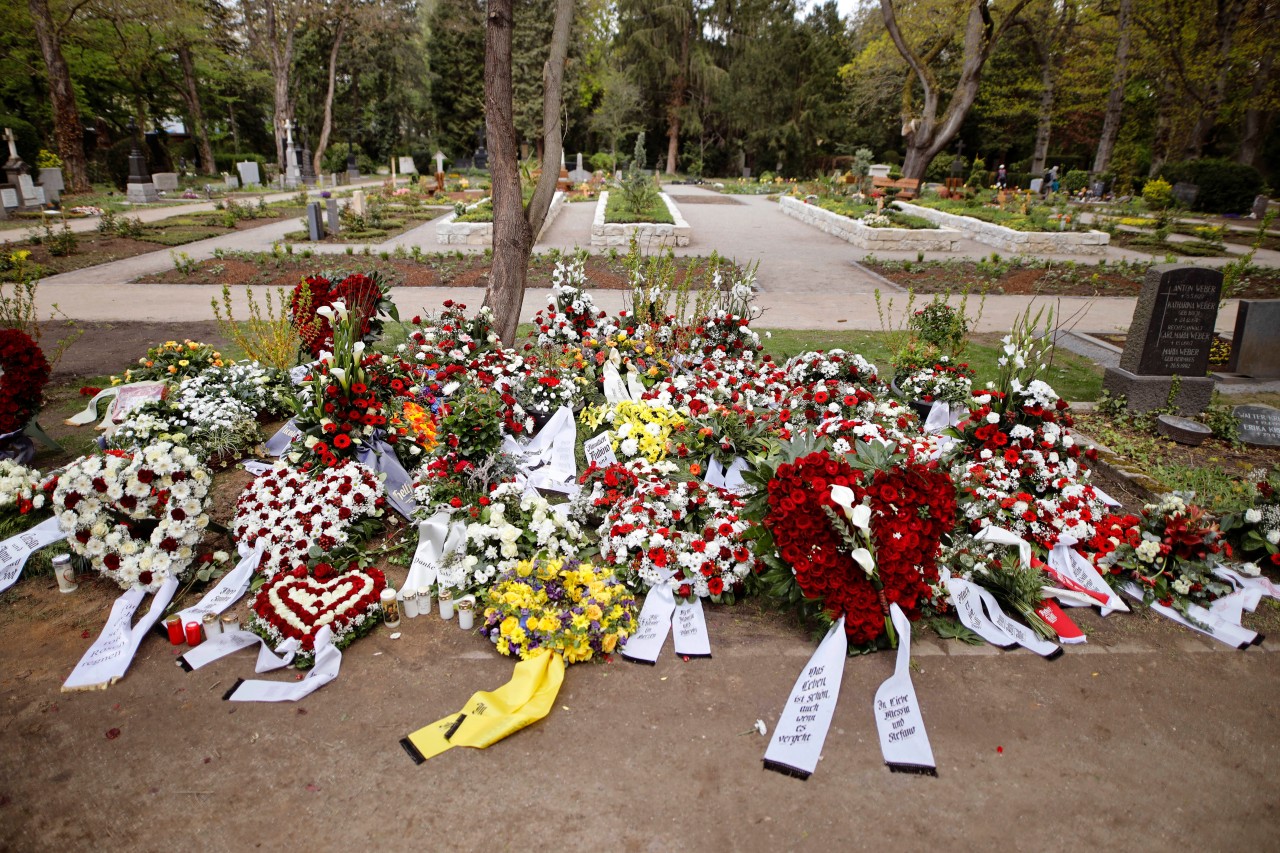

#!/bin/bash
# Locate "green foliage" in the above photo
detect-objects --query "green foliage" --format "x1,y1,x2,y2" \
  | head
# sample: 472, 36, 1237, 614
1061, 169, 1089, 193
1142, 177, 1174, 211
1160, 159, 1265, 215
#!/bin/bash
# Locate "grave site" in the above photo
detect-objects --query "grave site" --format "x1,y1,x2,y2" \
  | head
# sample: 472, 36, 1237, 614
3, 0, 1280, 849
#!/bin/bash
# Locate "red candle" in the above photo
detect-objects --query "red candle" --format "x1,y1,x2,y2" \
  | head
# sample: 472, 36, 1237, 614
184, 620, 203, 646
166, 615, 184, 646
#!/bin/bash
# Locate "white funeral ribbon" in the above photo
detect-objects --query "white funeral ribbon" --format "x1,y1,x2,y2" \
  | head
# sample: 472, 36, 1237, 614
625, 369, 647, 401
288, 361, 319, 385
1093, 486, 1121, 507
943, 573, 1016, 648
705, 457, 748, 494
602, 358, 632, 404
263, 418, 302, 456
1214, 565, 1280, 604
224, 625, 342, 702
672, 597, 712, 658
502, 406, 578, 495
763, 616, 847, 779
0, 517, 68, 594
1121, 582, 1258, 649
583, 432, 618, 469
874, 603, 937, 775
64, 381, 166, 428
402, 511, 467, 601
974, 524, 1032, 569
620, 582, 677, 665
241, 460, 273, 476
63, 576, 179, 692
178, 630, 300, 673
972, 584, 1062, 659
1045, 535, 1129, 616
172, 540, 265, 629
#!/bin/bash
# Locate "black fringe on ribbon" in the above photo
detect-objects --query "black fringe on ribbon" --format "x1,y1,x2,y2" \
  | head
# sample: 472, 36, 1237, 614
620, 653, 657, 666
1252, 633, 1265, 646
176, 657, 192, 673
762, 759, 811, 780
680, 653, 712, 660
1045, 647, 1064, 661
399, 737, 426, 765
887, 762, 938, 777
443, 713, 467, 741
220, 678, 245, 701
152, 623, 171, 641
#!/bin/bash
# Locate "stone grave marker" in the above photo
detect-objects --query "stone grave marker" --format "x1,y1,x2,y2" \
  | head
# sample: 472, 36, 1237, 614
1102, 264, 1221, 414
352, 189, 365, 216
569, 152, 591, 184
237, 161, 261, 187
1234, 405, 1280, 447
38, 168, 63, 202
1089, 180, 1106, 198
868, 164, 892, 178
1253, 195, 1270, 220
325, 197, 340, 233
1172, 182, 1199, 208
399, 156, 417, 175
306, 201, 325, 241
222, 173, 240, 190
126, 141, 158, 203
1029, 178, 1043, 193
1228, 299, 1280, 378
152, 172, 179, 191
2, 186, 19, 211
16, 174, 42, 209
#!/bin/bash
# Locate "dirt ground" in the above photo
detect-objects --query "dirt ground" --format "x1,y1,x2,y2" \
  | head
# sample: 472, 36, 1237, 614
3, 321, 1280, 850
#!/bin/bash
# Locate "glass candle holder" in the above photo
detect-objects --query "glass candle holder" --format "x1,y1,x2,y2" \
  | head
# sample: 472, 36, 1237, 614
402, 590, 419, 619
457, 599, 474, 630
381, 588, 401, 627
438, 589, 454, 620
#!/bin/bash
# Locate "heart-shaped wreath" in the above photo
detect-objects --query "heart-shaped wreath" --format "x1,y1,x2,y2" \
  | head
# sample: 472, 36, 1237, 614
52, 443, 212, 591
232, 460, 385, 578
247, 564, 386, 663
750, 440, 955, 647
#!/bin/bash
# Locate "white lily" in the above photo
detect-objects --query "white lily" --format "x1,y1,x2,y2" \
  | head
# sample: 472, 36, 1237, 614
315, 305, 334, 320
850, 547, 875, 577
352, 341, 366, 359
829, 484, 872, 533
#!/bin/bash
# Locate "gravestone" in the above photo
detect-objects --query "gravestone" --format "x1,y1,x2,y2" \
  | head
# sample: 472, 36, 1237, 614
398, 156, 417, 175
1089, 180, 1106, 198
1228, 300, 1280, 378
285, 125, 301, 188
1102, 264, 1221, 414
306, 201, 325, 241
868, 164, 892, 178
17, 174, 41, 209
2, 186, 20, 212
222, 173, 240, 190
300, 147, 315, 186
568, 152, 591, 184
352, 189, 366, 216
1172, 182, 1199, 208
1029, 178, 1043, 193
38, 167, 63, 203
3, 128, 28, 187
152, 172, 179, 191
434, 150, 445, 176
1253, 195, 1271, 220
125, 139, 158, 204
325, 197, 340, 233
237, 161, 261, 187
1233, 405, 1280, 447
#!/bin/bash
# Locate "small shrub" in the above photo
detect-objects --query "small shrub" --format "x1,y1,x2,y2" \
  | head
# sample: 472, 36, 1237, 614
1142, 177, 1173, 211
1160, 158, 1264, 214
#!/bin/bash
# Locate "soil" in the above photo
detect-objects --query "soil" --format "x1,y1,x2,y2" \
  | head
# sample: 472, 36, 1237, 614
1075, 411, 1280, 473
1, 215, 301, 279
138, 254, 733, 291
280, 211, 445, 244
1109, 230, 1228, 257
866, 260, 1280, 298
3, 321, 1280, 849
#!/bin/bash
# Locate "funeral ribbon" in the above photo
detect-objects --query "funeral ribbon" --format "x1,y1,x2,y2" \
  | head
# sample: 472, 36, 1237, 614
64, 381, 166, 429
222, 625, 342, 702
501, 405, 578, 495
0, 516, 68, 594
619, 571, 713, 664
762, 617, 848, 780
1045, 534, 1128, 616
401, 648, 565, 763
873, 603, 937, 775
355, 438, 419, 519
178, 630, 300, 673
169, 540, 265, 631
63, 576, 179, 692
1121, 582, 1261, 649
402, 510, 467, 606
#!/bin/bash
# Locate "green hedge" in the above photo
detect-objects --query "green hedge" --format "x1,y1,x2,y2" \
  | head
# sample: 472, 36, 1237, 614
1159, 158, 1264, 214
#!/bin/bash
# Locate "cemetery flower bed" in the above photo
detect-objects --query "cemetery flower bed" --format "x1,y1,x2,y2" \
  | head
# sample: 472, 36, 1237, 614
812, 197, 937, 229
865, 258, 1280, 299
591, 192, 690, 247
899, 199, 1111, 255
779, 196, 959, 252
605, 192, 674, 224
283, 210, 444, 243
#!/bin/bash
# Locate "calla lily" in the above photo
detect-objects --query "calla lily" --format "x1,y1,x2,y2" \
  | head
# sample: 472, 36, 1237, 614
850, 547, 875, 577
328, 366, 347, 389
315, 306, 334, 320
352, 341, 366, 358
829, 485, 871, 533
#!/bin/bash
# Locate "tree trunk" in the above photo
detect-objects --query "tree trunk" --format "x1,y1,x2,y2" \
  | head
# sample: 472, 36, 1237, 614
525, 0, 574, 239
665, 26, 690, 175
314, 18, 347, 178
177, 44, 217, 176
484, 0, 532, 345
27, 0, 90, 192
1180, 0, 1248, 159
1237, 50, 1274, 168
1091, 0, 1130, 174
1030, 60, 1055, 176
1149, 78, 1176, 176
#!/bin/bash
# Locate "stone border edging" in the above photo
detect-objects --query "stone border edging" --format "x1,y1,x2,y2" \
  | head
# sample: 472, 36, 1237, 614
778, 195, 961, 251
435, 191, 566, 245
896, 200, 1111, 255
590, 191, 691, 247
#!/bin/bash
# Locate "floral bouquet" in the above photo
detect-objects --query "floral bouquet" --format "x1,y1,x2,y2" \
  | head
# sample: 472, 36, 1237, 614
291, 271, 397, 357
515, 359, 582, 419
0, 329, 51, 437
0, 460, 53, 537
480, 557, 638, 664
110, 339, 225, 386
52, 443, 212, 591
1220, 471, 1280, 571
1090, 493, 1231, 615
247, 562, 387, 667
528, 253, 606, 348
895, 358, 975, 404
580, 401, 686, 462
402, 300, 499, 368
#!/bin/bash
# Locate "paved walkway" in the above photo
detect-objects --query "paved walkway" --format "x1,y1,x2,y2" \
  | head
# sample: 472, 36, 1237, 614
30, 185, 1280, 336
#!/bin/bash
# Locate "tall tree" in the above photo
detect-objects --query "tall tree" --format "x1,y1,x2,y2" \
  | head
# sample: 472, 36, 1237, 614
312, 0, 350, 177
1092, 0, 1132, 174
483, 0, 574, 343
1020, 0, 1077, 176
879, 0, 1034, 181
240, 0, 311, 170
27, 0, 90, 191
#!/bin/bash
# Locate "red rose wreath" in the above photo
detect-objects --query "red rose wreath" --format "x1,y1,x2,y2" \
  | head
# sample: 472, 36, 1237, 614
0, 329, 51, 435
752, 442, 956, 647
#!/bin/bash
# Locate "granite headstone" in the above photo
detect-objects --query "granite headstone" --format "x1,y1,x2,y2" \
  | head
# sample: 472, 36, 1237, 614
1, 187, 18, 210
1253, 195, 1271, 220
237, 161, 262, 187
1228, 299, 1280, 378
1234, 405, 1280, 448
868, 164, 891, 178
306, 201, 325, 241
351, 189, 365, 216
1102, 265, 1221, 414
398, 156, 417, 175
1172, 182, 1199, 208
152, 172, 179, 191
326, 197, 340, 234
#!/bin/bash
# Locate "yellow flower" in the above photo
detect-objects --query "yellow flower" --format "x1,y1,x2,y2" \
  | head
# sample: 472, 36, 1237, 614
602, 634, 619, 653
178, 359, 190, 367
516, 560, 533, 577
538, 615, 560, 632
585, 604, 603, 621
571, 613, 589, 630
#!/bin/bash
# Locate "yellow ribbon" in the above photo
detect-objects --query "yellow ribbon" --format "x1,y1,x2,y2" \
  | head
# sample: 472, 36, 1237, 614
401, 650, 565, 763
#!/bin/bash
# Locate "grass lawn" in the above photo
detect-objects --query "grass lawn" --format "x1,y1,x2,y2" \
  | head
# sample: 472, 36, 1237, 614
605, 192, 674, 224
